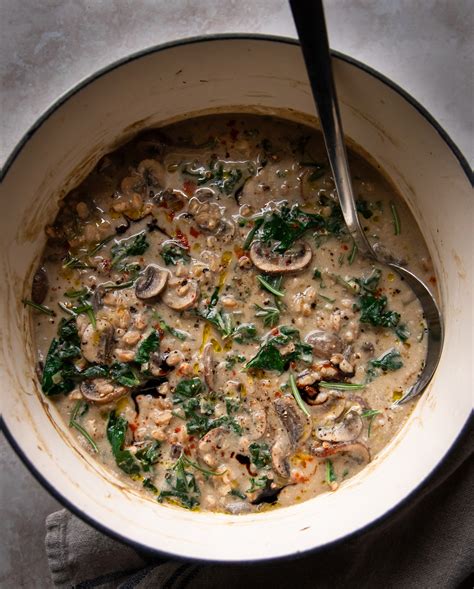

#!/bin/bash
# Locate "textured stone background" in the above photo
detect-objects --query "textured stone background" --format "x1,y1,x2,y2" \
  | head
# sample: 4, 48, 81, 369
0, 1, 472, 587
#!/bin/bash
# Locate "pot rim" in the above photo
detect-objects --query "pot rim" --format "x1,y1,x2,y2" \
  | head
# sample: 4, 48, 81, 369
1, 33, 472, 564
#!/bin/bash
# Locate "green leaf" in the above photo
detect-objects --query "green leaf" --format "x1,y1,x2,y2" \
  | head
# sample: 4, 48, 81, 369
390, 202, 401, 235
153, 313, 188, 340
251, 204, 325, 253
160, 242, 191, 266
107, 411, 140, 475
246, 342, 286, 373
111, 232, 149, 268
22, 299, 56, 316
158, 454, 200, 509
257, 274, 285, 298
109, 363, 142, 387
143, 478, 158, 493
255, 304, 280, 328
289, 374, 311, 417
135, 441, 161, 471
135, 330, 160, 364
249, 442, 271, 468
247, 475, 269, 493
41, 319, 81, 396
395, 324, 410, 341
232, 323, 258, 344
69, 400, 98, 452
319, 381, 366, 390
369, 348, 403, 372
325, 459, 336, 485
246, 326, 312, 373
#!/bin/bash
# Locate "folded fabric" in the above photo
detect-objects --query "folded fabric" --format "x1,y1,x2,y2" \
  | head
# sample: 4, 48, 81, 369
45, 416, 473, 589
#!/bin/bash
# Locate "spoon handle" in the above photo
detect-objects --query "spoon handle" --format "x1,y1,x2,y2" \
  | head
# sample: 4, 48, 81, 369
289, 0, 373, 258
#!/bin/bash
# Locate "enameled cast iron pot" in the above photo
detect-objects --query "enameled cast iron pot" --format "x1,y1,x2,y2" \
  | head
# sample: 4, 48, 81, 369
0, 35, 472, 562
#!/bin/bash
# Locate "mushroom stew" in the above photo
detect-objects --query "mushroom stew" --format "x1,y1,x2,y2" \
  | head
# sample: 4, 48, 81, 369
29, 115, 434, 513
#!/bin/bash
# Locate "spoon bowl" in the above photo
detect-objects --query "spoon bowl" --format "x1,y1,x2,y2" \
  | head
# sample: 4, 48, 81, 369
290, 0, 444, 403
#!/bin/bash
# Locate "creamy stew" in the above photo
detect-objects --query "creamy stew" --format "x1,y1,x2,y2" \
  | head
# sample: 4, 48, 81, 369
28, 115, 435, 513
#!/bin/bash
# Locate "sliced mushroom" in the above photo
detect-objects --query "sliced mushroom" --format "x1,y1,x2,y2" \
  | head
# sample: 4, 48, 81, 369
80, 319, 114, 364
271, 431, 292, 479
305, 330, 342, 359
162, 277, 199, 311
311, 391, 346, 422
135, 264, 169, 300
269, 396, 312, 479
32, 266, 48, 304
154, 189, 185, 212
80, 378, 128, 404
311, 441, 371, 464
249, 240, 312, 274
273, 396, 312, 445
137, 158, 166, 188
316, 410, 363, 443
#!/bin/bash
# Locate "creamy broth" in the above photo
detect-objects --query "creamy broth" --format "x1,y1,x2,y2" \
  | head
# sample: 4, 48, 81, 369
29, 115, 434, 513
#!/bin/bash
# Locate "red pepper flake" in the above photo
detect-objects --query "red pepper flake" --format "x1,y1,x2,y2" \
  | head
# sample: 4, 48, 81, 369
234, 245, 244, 258
129, 422, 137, 432
175, 427, 181, 433
190, 227, 200, 238
429, 276, 437, 285
175, 229, 190, 250
341, 244, 349, 251
275, 390, 282, 398
183, 180, 196, 196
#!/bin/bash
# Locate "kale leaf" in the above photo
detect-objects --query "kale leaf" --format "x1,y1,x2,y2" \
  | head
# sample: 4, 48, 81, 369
106, 411, 141, 475
249, 442, 271, 468
135, 330, 160, 364
256, 204, 325, 253
158, 454, 200, 509
355, 268, 401, 330
160, 242, 191, 266
246, 326, 312, 373
41, 318, 81, 395
370, 348, 404, 372
172, 377, 241, 438
135, 441, 161, 472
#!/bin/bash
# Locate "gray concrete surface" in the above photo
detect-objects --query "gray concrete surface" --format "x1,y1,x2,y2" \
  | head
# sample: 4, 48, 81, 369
1, 1, 472, 587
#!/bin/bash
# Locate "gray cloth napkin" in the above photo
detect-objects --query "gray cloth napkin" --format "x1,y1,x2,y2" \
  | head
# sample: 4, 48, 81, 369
45, 415, 473, 589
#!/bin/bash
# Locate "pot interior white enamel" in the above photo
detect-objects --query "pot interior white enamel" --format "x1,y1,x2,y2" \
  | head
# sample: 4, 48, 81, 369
0, 37, 471, 562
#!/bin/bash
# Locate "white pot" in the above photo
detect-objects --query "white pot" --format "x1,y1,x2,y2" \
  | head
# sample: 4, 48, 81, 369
0, 35, 472, 562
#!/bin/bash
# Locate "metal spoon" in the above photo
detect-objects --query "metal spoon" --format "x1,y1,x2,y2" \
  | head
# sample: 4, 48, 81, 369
289, 0, 443, 404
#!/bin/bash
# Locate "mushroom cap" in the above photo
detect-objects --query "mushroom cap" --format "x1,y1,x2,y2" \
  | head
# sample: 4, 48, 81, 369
135, 264, 169, 300
162, 277, 199, 311
32, 266, 49, 304
249, 240, 312, 274
137, 158, 166, 188
80, 319, 114, 365
316, 410, 363, 443
305, 330, 342, 359
311, 391, 346, 421
273, 396, 312, 445
80, 378, 128, 404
